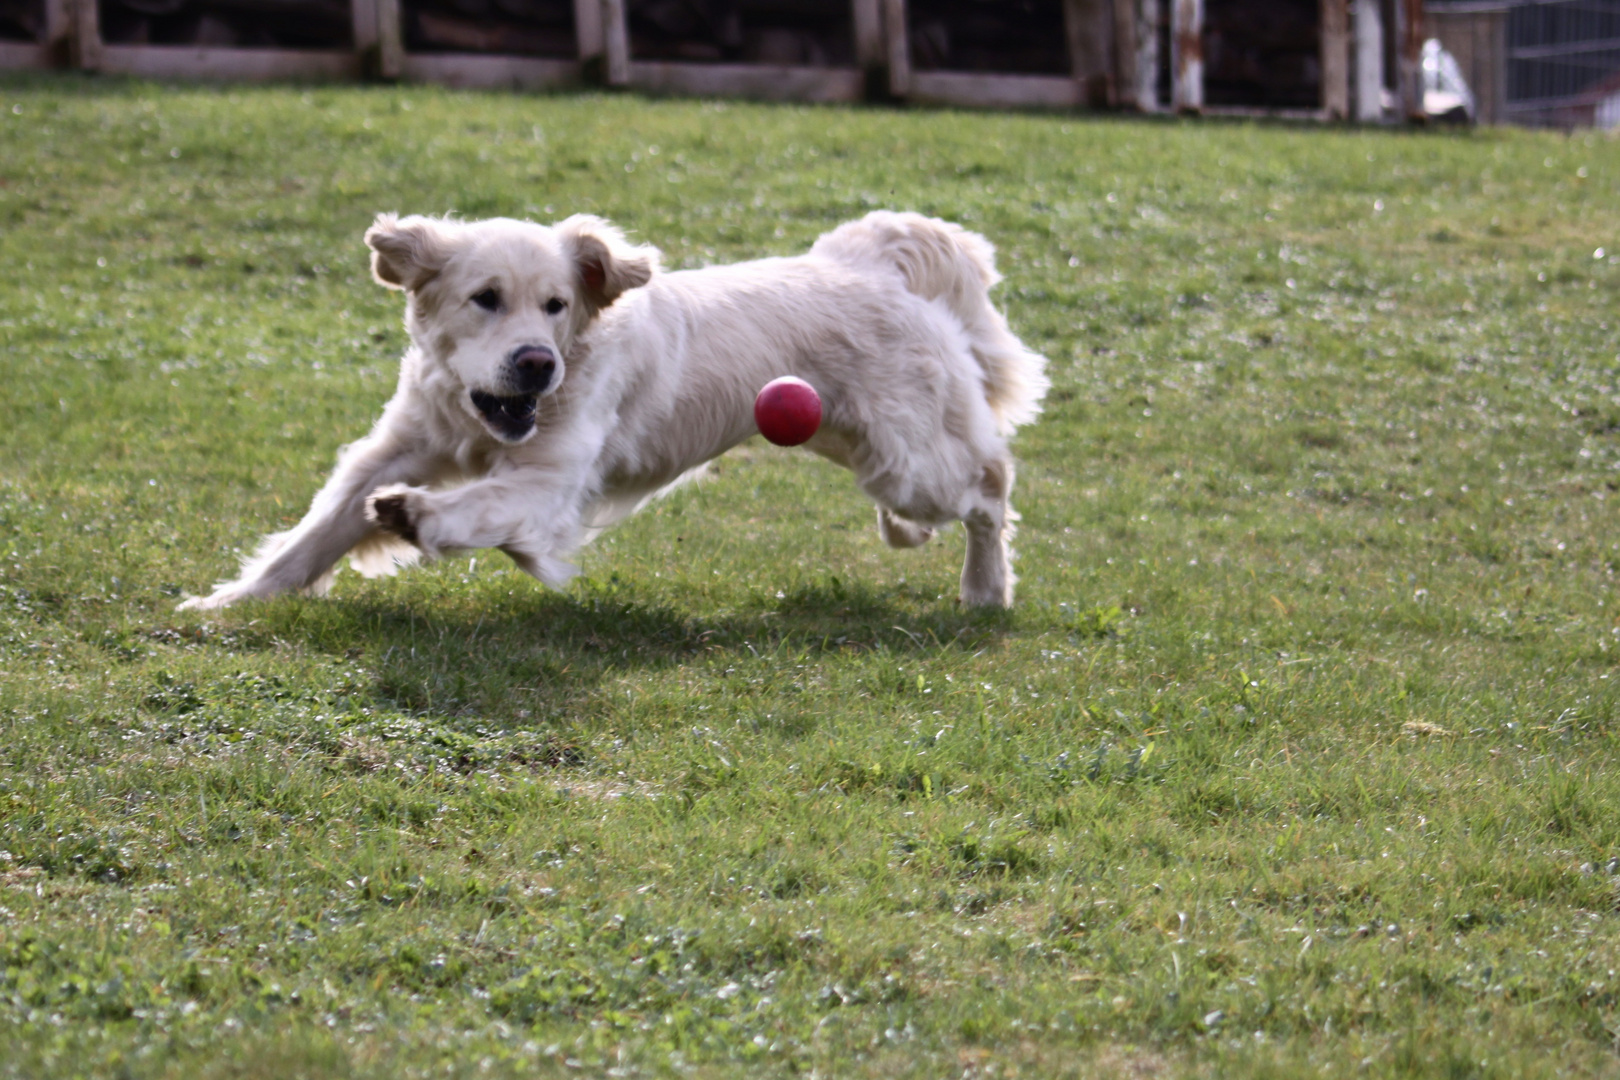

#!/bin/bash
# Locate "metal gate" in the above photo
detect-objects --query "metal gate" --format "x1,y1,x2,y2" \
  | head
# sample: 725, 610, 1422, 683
1506, 0, 1620, 126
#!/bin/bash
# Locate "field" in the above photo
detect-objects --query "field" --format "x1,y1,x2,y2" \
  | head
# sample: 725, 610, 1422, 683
1, 75, 1619, 1078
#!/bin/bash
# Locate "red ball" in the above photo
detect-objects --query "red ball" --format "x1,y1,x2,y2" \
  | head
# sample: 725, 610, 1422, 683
753, 376, 822, 447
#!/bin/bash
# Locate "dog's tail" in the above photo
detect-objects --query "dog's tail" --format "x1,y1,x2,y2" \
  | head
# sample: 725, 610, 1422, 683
811, 211, 1049, 436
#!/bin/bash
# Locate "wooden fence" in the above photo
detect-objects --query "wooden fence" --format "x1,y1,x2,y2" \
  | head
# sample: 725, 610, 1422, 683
0, 0, 1440, 121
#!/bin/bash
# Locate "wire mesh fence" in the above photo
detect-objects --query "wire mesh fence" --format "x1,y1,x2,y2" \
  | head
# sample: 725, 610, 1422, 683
1506, 0, 1620, 126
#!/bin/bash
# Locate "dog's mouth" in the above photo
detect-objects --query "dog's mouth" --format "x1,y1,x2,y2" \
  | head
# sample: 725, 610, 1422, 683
470, 389, 540, 441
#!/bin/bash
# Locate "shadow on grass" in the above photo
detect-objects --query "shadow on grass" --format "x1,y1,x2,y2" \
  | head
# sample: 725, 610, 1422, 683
233, 577, 1012, 721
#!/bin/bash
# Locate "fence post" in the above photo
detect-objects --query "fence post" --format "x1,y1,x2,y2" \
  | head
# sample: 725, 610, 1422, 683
1395, 0, 1426, 122
1132, 0, 1159, 110
1111, 0, 1138, 109
1354, 0, 1384, 120
883, 0, 909, 97
1170, 0, 1202, 113
851, 0, 884, 98
853, 0, 883, 68
601, 0, 631, 86
374, 0, 403, 78
574, 0, 603, 64
352, 0, 379, 76
43, 0, 71, 65
71, 0, 101, 71
1065, 0, 1114, 106
1322, 0, 1350, 119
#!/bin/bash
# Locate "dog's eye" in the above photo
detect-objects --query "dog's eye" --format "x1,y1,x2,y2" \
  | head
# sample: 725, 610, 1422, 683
471, 288, 500, 312
544, 298, 567, 316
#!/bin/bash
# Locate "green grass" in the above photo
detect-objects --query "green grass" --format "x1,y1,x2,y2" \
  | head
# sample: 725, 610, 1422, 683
2, 75, 1620, 1078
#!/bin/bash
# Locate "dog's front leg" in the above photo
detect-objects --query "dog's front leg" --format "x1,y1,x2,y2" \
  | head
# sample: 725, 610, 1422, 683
180, 431, 438, 610
366, 465, 592, 588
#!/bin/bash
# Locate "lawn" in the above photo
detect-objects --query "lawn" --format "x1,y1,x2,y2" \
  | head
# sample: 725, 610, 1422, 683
1, 75, 1619, 1079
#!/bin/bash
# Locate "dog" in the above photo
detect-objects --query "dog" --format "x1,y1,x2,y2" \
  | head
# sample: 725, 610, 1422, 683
179, 210, 1049, 611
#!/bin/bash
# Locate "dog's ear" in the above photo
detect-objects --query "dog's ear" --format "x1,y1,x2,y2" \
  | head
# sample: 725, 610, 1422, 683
366, 214, 452, 291
558, 215, 659, 312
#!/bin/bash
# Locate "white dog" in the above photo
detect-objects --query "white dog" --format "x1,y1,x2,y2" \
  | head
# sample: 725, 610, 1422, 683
180, 210, 1048, 611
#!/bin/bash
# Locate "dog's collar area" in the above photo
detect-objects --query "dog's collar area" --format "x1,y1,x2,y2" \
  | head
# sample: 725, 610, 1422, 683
470, 389, 540, 441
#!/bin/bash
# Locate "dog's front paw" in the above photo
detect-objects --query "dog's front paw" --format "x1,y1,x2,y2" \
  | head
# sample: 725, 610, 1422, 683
365, 485, 422, 545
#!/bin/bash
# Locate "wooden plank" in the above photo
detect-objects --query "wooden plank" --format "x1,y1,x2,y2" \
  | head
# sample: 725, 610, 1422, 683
1395, 0, 1424, 122
376, 0, 403, 78
1354, 0, 1384, 121
73, 0, 102, 71
1170, 0, 1202, 113
1428, 7, 1506, 125
602, 0, 629, 85
352, 0, 379, 54
883, 0, 909, 96
99, 46, 361, 80
1203, 105, 1327, 121
573, 0, 602, 60
852, 0, 883, 70
1133, 0, 1158, 111
1111, 0, 1139, 110
0, 42, 52, 70
402, 53, 580, 89
628, 62, 864, 103
1063, 0, 1112, 105
907, 71, 1083, 109
1321, 0, 1349, 119
44, 0, 70, 64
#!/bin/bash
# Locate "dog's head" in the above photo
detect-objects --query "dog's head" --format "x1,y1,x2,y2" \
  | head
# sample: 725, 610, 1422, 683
365, 213, 657, 444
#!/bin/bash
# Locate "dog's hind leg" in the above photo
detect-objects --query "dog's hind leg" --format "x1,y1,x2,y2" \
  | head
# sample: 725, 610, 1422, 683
958, 457, 1016, 609
877, 506, 935, 549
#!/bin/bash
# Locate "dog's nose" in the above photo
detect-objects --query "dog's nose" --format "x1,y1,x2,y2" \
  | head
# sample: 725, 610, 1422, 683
508, 345, 557, 394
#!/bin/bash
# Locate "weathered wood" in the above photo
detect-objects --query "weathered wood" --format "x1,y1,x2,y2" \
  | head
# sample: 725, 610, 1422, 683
72, 0, 101, 70
0, 0, 1349, 118
402, 52, 579, 89
1395, 0, 1424, 122
1111, 0, 1137, 108
883, 0, 908, 96
352, 0, 378, 54
852, 0, 883, 69
98, 45, 361, 80
1170, 0, 1201, 113
1133, 0, 1158, 110
627, 60, 862, 102
1354, 0, 1383, 121
375, 0, 402, 77
908, 70, 1082, 109
1204, 104, 1327, 121
0, 41, 51, 69
1427, 4, 1506, 125
602, 0, 628, 85
1063, 0, 1112, 105
1321, 0, 1349, 119
573, 0, 601, 60
0, 0, 63, 63
44, 0, 70, 63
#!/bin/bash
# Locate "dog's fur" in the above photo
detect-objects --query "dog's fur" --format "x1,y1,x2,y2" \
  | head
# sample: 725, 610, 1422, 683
179, 211, 1049, 611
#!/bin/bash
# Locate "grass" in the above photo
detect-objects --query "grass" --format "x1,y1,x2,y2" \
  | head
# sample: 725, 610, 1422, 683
1, 74, 1619, 1078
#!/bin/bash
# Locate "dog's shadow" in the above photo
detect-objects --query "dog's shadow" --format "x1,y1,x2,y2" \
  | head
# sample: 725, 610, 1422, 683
261, 578, 1012, 724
